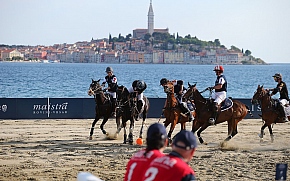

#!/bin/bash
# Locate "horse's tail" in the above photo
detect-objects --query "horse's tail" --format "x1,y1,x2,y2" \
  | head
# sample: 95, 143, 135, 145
246, 105, 254, 117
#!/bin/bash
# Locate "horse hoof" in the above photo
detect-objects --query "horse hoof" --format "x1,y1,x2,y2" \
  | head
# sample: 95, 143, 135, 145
102, 130, 107, 135
203, 142, 208, 145
270, 135, 274, 143
260, 139, 263, 143
258, 134, 263, 138
114, 133, 119, 139
89, 136, 93, 140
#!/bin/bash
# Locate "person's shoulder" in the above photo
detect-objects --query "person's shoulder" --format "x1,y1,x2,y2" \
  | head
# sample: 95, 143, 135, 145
151, 149, 164, 157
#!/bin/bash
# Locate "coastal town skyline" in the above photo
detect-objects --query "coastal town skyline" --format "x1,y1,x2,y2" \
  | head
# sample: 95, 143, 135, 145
1, 0, 289, 63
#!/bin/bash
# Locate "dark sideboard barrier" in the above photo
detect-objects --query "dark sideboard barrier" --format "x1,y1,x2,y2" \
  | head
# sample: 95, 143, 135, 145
0, 98, 261, 119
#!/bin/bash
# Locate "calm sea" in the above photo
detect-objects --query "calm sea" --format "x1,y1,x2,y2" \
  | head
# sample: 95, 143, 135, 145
1, 62, 289, 99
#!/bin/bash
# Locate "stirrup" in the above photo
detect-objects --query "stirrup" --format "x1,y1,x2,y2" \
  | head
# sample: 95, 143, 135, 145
209, 118, 215, 125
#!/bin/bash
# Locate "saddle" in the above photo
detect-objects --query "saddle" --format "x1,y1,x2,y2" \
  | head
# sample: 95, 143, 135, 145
220, 98, 233, 112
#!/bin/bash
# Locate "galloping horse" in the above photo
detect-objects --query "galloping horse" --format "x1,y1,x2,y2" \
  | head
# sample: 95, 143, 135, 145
163, 81, 194, 142
252, 85, 290, 142
87, 79, 114, 140
183, 83, 251, 144
115, 85, 150, 144
115, 85, 135, 144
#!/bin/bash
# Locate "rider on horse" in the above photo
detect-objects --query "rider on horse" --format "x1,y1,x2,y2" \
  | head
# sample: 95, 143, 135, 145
160, 78, 194, 122
267, 73, 289, 122
101, 67, 118, 117
209, 65, 227, 125
128, 80, 147, 120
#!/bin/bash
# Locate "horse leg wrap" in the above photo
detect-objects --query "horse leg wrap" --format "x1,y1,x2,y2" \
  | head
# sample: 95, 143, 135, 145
123, 134, 127, 144
270, 134, 274, 142
128, 133, 133, 144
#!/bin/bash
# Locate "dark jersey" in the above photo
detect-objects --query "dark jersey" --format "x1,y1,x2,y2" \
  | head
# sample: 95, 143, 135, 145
141, 151, 196, 181
215, 74, 227, 92
124, 149, 164, 181
272, 81, 289, 100
102, 74, 117, 92
174, 80, 184, 95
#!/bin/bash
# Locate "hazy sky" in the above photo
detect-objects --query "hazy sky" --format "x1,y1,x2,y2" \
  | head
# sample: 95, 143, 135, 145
1, 0, 290, 63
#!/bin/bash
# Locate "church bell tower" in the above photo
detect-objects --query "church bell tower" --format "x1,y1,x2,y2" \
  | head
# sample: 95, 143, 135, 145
147, 0, 154, 35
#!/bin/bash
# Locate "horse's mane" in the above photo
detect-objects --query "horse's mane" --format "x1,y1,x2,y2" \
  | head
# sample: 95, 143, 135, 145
185, 84, 207, 103
117, 85, 130, 99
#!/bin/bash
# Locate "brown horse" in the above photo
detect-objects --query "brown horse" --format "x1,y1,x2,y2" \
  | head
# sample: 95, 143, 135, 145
251, 85, 289, 142
183, 83, 251, 144
87, 79, 114, 140
163, 81, 195, 142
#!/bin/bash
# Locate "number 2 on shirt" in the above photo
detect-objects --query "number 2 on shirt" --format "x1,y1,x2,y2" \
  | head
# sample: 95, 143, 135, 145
144, 167, 158, 181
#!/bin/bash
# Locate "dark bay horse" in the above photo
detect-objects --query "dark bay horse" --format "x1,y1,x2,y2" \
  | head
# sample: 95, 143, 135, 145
87, 79, 114, 140
115, 85, 135, 144
163, 81, 194, 142
252, 85, 290, 142
183, 83, 250, 144
115, 85, 149, 144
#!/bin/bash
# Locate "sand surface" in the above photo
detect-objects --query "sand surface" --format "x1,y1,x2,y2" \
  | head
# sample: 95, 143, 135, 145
0, 118, 289, 181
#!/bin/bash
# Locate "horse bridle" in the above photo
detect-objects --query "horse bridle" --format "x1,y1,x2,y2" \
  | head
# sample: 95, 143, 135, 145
252, 88, 267, 102
185, 87, 207, 105
116, 87, 129, 107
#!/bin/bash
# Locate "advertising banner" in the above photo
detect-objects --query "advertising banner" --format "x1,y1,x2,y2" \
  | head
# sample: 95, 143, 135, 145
0, 98, 261, 119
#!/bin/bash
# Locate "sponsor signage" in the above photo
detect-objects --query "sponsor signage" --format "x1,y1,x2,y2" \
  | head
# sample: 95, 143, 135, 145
0, 98, 261, 119
275, 163, 287, 180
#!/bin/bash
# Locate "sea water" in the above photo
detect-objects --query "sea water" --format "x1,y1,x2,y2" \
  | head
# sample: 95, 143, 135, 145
0, 62, 289, 99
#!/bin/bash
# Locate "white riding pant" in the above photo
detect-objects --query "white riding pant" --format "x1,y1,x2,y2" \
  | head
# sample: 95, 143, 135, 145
107, 91, 116, 99
279, 99, 289, 106
128, 87, 145, 108
211, 91, 226, 105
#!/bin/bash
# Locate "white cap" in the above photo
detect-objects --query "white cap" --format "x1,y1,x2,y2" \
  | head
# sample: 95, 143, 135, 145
77, 172, 104, 181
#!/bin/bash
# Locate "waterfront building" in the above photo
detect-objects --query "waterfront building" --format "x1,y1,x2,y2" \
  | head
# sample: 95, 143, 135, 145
164, 51, 184, 64
1, 49, 23, 61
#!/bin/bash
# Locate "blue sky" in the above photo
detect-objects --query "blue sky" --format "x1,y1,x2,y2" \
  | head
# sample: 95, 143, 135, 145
1, 0, 290, 63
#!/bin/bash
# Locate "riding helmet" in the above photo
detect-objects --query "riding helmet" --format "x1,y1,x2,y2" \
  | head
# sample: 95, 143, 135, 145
136, 80, 146, 90
105, 67, 113, 73
272, 73, 282, 79
160, 78, 169, 86
213, 65, 224, 72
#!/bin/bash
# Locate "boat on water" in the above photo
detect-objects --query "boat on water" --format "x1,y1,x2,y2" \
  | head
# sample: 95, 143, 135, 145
40, 60, 60, 63
41, 60, 49, 63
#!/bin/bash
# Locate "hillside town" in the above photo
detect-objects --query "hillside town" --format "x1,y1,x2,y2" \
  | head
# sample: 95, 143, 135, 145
0, 1, 265, 65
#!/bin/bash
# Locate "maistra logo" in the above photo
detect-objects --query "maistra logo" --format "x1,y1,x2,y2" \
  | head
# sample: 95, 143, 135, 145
33, 102, 68, 115
1, 105, 8, 112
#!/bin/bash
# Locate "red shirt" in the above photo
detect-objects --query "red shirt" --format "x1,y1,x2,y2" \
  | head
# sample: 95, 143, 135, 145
124, 149, 164, 181
141, 152, 196, 181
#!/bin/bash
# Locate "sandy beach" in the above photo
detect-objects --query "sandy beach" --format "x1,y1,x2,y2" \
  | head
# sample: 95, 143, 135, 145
0, 118, 289, 181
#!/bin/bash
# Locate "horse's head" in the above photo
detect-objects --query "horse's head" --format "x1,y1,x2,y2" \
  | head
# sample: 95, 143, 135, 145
163, 81, 175, 94
183, 82, 197, 100
116, 85, 130, 102
251, 85, 270, 104
88, 79, 102, 96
